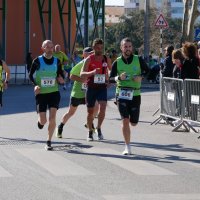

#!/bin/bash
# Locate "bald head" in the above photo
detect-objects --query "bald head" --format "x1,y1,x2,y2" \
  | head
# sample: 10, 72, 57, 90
41, 40, 54, 58
55, 44, 61, 53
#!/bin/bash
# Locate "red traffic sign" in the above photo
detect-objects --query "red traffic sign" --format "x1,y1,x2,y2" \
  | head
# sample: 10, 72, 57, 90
154, 14, 168, 28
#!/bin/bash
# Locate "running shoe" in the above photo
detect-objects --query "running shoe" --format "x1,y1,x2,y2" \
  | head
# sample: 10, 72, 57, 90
45, 141, 53, 151
56, 125, 63, 138
96, 128, 104, 140
37, 121, 44, 129
87, 131, 94, 141
122, 146, 132, 155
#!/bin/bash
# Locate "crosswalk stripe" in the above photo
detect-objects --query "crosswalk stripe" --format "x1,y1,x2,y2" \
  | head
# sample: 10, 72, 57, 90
83, 147, 177, 175
144, 148, 200, 168
16, 148, 95, 176
103, 194, 200, 200
0, 165, 12, 177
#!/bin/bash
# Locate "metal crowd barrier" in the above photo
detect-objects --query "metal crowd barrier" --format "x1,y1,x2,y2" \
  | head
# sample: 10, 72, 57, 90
7, 65, 30, 84
152, 77, 200, 136
151, 77, 183, 125
181, 79, 200, 133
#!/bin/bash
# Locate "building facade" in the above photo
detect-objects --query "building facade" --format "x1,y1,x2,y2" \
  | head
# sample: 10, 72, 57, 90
105, 6, 124, 25
124, 0, 200, 20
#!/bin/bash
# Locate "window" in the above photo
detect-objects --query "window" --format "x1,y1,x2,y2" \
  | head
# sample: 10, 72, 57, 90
76, 0, 80, 7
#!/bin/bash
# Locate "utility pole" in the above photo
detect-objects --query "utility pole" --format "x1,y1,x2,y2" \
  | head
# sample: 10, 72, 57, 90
144, 0, 150, 63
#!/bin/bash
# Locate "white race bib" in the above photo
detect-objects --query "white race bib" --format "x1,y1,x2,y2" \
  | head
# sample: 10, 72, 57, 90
118, 88, 133, 100
41, 77, 56, 87
82, 83, 87, 90
94, 74, 105, 84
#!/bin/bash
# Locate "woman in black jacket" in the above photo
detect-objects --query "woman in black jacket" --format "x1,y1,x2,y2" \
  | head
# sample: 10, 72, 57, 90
181, 42, 199, 79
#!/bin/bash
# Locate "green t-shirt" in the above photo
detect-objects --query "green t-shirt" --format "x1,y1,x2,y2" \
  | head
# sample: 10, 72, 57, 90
116, 55, 141, 96
70, 60, 85, 98
53, 51, 68, 70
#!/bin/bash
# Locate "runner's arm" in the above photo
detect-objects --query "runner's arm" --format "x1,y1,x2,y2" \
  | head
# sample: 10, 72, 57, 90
70, 74, 86, 83
29, 58, 39, 86
2, 60, 10, 83
80, 57, 96, 79
109, 61, 118, 83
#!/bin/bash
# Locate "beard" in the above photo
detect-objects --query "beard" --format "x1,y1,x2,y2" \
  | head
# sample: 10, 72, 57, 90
124, 50, 132, 57
95, 51, 102, 56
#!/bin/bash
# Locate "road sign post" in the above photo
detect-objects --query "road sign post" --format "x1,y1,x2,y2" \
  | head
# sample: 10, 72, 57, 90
154, 14, 168, 62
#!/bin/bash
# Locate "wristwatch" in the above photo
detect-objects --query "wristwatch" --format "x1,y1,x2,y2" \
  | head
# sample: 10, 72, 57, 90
5, 80, 9, 84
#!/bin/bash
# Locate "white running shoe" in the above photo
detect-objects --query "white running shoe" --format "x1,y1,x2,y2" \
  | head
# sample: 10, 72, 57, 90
122, 146, 132, 155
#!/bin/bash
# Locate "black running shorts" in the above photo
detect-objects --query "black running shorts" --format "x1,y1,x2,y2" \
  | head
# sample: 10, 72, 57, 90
86, 87, 107, 107
35, 91, 61, 112
116, 95, 141, 124
70, 97, 86, 107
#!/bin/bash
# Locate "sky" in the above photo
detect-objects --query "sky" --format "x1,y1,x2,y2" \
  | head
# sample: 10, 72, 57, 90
105, 0, 124, 6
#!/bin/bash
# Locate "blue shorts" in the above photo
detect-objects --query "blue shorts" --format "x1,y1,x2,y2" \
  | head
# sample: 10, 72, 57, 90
86, 87, 107, 107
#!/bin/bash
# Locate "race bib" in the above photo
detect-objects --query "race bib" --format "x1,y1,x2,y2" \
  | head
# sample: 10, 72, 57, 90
118, 88, 133, 100
41, 77, 56, 87
94, 74, 105, 84
82, 83, 87, 90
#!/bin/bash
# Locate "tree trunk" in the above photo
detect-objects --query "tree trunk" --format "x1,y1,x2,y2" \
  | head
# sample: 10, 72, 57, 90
181, 0, 190, 43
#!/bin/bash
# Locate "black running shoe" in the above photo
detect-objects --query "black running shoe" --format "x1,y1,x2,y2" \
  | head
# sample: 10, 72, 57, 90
45, 141, 53, 151
96, 128, 104, 140
56, 125, 63, 138
38, 121, 44, 129
87, 131, 94, 141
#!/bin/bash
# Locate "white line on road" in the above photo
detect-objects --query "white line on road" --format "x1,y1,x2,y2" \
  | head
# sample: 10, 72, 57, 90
16, 148, 95, 176
83, 147, 177, 175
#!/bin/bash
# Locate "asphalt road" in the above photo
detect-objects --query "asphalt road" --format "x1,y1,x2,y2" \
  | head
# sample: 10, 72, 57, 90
0, 83, 200, 200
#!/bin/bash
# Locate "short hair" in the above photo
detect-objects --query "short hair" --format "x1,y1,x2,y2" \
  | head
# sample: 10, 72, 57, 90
92, 38, 103, 47
120, 37, 132, 46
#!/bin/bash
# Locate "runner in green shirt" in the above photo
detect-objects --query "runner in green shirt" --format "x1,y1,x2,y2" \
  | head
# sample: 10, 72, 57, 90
53, 44, 70, 90
56, 47, 94, 138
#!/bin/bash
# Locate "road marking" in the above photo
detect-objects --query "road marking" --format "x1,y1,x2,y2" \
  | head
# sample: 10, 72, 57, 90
145, 148, 200, 168
103, 194, 200, 200
0, 165, 12, 177
16, 148, 95, 176
83, 147, 176, 175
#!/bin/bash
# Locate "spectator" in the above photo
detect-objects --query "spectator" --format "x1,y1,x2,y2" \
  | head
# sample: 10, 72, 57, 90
181, 42, 199, 79
172, 49, 184, 78
161, 45, 175, 77
110, 49, 118, 64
